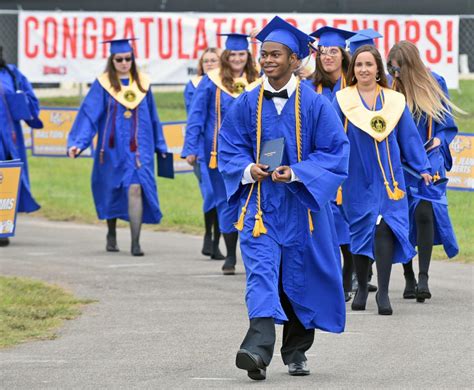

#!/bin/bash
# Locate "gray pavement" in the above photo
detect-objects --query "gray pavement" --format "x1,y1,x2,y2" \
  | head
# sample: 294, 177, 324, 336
0, 216, 472, 389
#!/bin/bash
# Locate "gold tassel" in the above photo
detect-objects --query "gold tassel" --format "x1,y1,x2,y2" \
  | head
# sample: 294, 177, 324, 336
252, 211, 267, 238
208, 152, 217, 169
336, 186, 343, 205
433, 171, 440, 181
308, 210, 314, 233
384, 181, 396, 200
234, 207, 247, 231
391, 181, 405, 200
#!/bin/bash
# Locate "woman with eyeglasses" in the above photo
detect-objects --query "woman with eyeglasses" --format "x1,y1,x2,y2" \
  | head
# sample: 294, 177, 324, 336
308, 27, 357, 302
182, 34, 259, 275
183, 48, 225, 260
0, 46, 43, 247
67, 38, 168, 256
387, 41, 461, 302
333, 45, 431, 315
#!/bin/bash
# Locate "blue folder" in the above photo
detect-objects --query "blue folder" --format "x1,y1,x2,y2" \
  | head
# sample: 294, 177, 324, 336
259, 137, 285, 172
157, 152, 175, 179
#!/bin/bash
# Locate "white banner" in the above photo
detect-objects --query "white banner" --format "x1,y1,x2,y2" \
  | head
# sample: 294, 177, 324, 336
19, 11, 459, 88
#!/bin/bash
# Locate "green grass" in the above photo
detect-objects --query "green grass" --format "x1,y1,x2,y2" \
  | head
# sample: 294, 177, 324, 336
26, 83, 474, 262
0, 276, 94, 348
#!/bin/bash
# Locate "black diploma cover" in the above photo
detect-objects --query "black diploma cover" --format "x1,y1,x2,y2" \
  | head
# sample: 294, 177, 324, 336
157, 152, 175, 179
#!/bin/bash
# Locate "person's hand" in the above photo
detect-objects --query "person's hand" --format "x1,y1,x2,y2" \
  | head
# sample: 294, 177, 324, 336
421, 172, 433, 185
250, 163, 270, 181
272, 166, 292, 183
426, 137, 441, 151
68, 146, 81, 158
186, 154, 197, 166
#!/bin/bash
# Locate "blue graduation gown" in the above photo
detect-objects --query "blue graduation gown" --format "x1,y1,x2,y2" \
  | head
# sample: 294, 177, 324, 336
312, 77, 351, 246
333, 93, 431, 264
68, 78, 167, 223
182, 75, 239, 233
183, 80, 215, 213
404, 72, 458, 258
0, 65, 41, 213
218, 83, 350, 333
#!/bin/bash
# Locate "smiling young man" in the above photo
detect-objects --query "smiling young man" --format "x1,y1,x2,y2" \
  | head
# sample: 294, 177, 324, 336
217, 16, 350, 381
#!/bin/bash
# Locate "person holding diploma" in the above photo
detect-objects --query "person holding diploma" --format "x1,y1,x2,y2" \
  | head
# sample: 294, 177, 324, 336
183, 48, 224, 259
218, 16, 349, 380
67, 38, 167, 256
0, 46, 42, 247
182, 33, 259, 275
388, 41, 460, 301
333, 45, 431, 315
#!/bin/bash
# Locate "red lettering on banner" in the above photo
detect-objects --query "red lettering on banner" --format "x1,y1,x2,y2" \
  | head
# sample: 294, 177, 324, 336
285, 18, 297, 27
193, 18, 208, 59
384, 20, 400, 55
213, 18, 227, 48
102, 18, 116, 58
83, 17, 97, 59
446, 20, 453, 64
311, 18, 327, 32
140, 17, 154, 59
426, 20, 442, 63
405, 21, 420, 44
333, 19, 348, 29
25, 16, 39, 58
157, 18, 172, 59
62, 18, 78, 58
123, 18, 138, 56
241, 18, 256, 35
231, 18, 237, 33
177, 18, 190, 59
44, 17, 58, 59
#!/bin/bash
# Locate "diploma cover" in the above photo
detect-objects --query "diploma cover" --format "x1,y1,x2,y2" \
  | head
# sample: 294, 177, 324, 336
259, 137, 285, 172
157, 152, 175, 179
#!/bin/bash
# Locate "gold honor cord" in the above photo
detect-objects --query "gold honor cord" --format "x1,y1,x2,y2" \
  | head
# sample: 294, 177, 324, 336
209, 88, 221, 169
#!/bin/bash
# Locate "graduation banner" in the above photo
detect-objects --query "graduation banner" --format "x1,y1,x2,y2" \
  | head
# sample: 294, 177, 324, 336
18, 11, 459, 88
0, 161, 23, 238
21, 122, 32, 149
446, 133, 474, 192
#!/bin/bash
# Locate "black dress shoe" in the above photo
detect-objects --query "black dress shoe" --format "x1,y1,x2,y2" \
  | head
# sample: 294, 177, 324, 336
0, 237, 10, 247
106, 235, 119, 252
416, 273, 431, 302
344, 291, 352, 302
235, 349, 266, 380
403, 274, 417, 299
368, 283, 378, 292
131, 243, 144, 257
351, 287, 368, 311
222, 257, 236, 275
211, 240, 225, 260
288, 361, 310, 376
201, 234, 212, 256
376, 292, 393, 315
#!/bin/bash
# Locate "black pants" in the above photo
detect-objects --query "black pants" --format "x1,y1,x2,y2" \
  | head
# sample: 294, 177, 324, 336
240, 261, 315, 366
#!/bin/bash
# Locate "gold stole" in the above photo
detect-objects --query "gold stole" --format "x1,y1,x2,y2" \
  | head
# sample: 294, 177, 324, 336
206, 68, 250, 98
97, 72, 150, 110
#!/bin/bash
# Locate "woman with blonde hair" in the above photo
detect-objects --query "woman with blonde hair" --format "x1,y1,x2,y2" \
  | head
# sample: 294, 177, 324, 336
182, 34, 259, 275
333, 45, 431, 315
388, 41, 460, 302
183, 47, 224, 260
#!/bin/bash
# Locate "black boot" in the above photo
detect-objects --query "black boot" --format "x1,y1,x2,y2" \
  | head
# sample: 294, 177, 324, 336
351, 255, 370, 311
416, 272, 431, 302
403, 261, 417, 299
0, 237, 10, 247
131, 240, 144, 256
341, 245, 353, 302
106, 219, 119, 252
211, 212, 225, 260
222, 232, 238, 275
202, 210, 214, 256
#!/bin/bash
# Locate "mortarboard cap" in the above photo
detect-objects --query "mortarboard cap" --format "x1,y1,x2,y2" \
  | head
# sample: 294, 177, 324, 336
310, 26, 356, 49
348, 29, 383, 54
218, 33, 250, 51
255, 16, 313, 59
101, 38, 138, 54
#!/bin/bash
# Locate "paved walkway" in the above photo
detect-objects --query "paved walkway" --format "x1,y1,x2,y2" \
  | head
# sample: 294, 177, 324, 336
0, 216, 472, 389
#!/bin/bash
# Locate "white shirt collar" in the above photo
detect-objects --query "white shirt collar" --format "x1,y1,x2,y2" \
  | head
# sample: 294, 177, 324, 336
263, 74, 297, 98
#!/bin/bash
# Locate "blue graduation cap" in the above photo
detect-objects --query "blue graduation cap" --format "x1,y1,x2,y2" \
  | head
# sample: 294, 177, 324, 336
218, 33, 250, 51
348, 29, 383, 54
255, 16, 313, 59
310, 26, 356, 49
101, 38, 138, 54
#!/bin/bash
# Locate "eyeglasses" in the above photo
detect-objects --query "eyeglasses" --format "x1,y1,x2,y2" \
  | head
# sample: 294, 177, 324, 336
202, 59, 219, 64
387, 64, 401, 76
318, 47, 340, 57
114, 56, 132, 63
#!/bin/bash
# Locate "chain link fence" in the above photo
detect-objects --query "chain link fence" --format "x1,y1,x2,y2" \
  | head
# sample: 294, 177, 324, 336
460, 16, 474, 72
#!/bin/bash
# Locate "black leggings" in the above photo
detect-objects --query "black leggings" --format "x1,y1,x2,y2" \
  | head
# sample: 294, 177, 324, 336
341, 244, 353, 293
403, 200, 434, 276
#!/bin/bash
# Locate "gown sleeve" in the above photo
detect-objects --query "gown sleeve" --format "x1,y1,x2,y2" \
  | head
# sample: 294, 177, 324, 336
146, 90, 168, 153
13, 65, 43, 129
181, 77, 211, 158
218, 93, 256, 204
183, 81, 195, 115
288, 96, 350, 212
